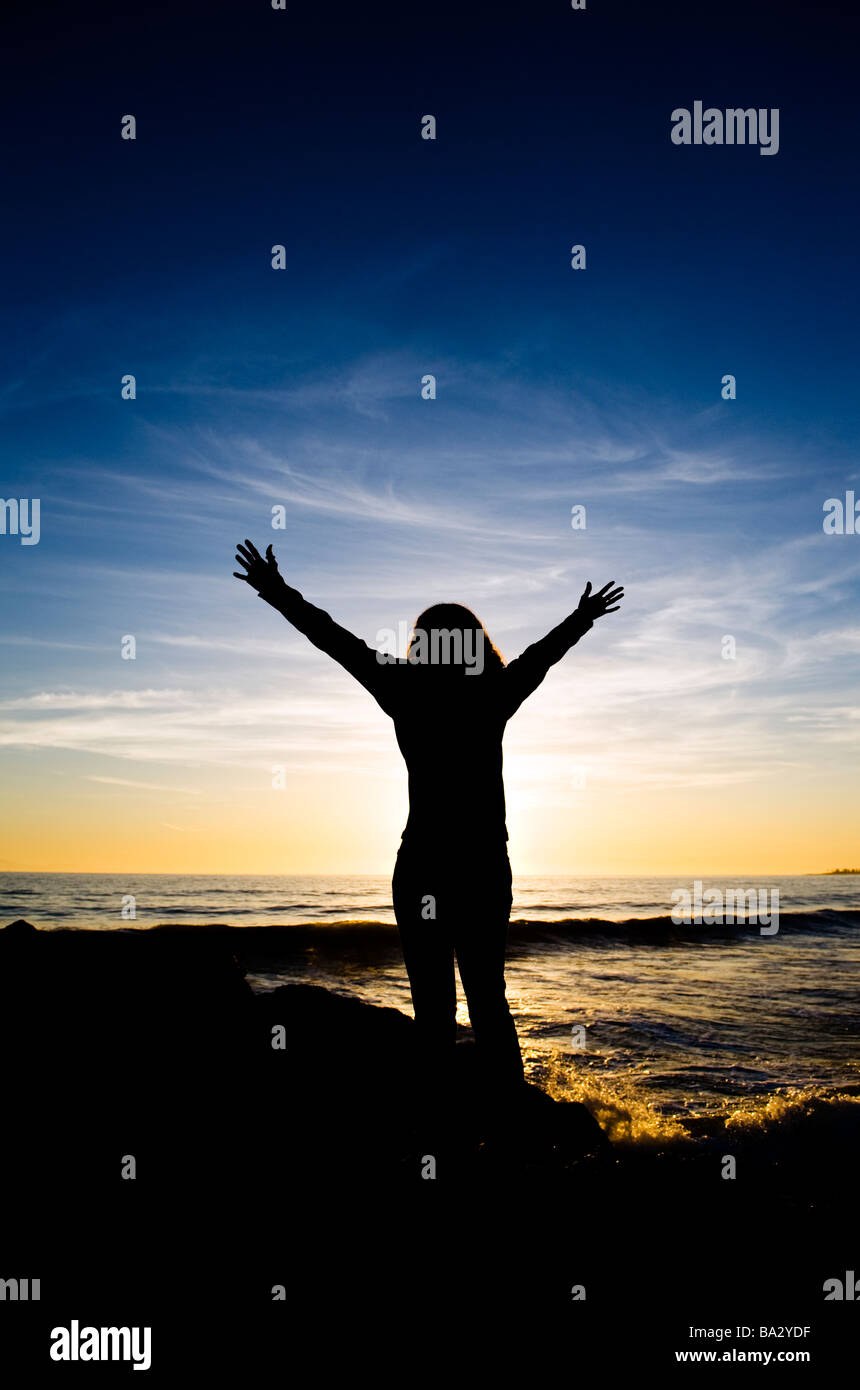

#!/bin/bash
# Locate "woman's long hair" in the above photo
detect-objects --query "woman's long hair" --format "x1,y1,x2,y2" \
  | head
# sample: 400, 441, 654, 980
407, 603, 505, 676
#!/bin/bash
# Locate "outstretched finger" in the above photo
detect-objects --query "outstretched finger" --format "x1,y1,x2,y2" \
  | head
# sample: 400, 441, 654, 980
244, 538, 264, 561
605, 588, 624, 602
604, 604, 621, 612
233, 571, 252, 582
234, 552, 252, 570
265, 544, 279, 566
582, 581, 592, 598
596, 580, 615, 596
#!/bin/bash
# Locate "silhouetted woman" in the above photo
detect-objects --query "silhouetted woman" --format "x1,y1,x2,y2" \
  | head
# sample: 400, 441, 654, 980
234, 539, 623, 1099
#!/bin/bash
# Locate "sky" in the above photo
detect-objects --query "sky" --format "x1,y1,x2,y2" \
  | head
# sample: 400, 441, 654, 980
1, 0, 859, 875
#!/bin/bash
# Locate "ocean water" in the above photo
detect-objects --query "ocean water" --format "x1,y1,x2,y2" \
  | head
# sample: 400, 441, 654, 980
3, 872, 859, 1145
4, 870, 859, 928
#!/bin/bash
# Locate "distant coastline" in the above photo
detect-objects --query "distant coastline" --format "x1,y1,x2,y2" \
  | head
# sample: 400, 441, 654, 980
824, 868, 860, 875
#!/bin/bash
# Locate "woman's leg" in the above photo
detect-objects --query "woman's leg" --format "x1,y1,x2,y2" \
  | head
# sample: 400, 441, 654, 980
453, 855, 524, 1091
392, 848, 457, 1078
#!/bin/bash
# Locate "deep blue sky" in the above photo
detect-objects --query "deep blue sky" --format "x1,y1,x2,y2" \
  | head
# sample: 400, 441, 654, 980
1, 0, 859, 873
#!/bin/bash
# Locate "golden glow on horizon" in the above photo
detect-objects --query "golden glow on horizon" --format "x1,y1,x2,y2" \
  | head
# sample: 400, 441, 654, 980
1, 755, 856, 876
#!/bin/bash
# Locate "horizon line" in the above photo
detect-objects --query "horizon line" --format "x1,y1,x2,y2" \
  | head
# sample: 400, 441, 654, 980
0, 868, 852, 879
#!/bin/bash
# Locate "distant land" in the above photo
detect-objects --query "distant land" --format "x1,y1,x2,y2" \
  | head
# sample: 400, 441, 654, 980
824, 868, 860, 875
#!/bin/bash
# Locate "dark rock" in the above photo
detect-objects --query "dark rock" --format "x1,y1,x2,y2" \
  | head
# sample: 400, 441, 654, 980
1, 925, 609, 1210
2, 917, 38, 933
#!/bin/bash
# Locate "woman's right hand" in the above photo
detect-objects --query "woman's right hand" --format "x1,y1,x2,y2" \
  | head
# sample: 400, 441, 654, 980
576, 580, 624, 622
233, 539, 286, 599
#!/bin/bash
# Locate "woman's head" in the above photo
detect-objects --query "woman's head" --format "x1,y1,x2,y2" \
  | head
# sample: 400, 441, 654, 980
407, 603, 504, 677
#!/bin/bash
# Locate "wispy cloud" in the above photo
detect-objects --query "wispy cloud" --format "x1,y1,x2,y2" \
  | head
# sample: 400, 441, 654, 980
0, 690, 192, 711
2, 345, 858, 864
87, 775, 201, 794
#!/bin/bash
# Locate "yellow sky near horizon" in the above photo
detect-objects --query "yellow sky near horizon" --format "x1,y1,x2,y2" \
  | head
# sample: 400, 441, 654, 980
1, 748, 855, 876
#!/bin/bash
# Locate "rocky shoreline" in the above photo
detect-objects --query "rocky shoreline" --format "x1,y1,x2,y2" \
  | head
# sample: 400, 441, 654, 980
1, 919, 856, 1370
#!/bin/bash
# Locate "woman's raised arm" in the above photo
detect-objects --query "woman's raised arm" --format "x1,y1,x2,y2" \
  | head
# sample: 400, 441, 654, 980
234, 539, 389, 707
503, 580, 624, 716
